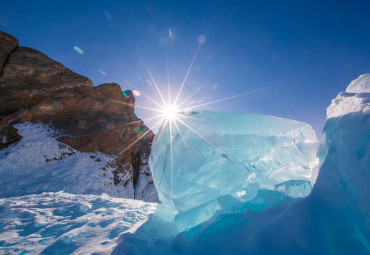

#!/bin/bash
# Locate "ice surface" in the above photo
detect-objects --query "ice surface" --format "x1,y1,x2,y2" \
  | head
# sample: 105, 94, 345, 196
174, 74, 370, 255
112, 74, 370, 255
149, 111, 319, 230
0, 191, 156, 254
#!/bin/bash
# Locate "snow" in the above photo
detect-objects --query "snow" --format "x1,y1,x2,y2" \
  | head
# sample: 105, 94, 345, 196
327, 73, 370, 118
150, 111, 319, 231
134, 164, 159, 203
0, 191, 156, 255
346, 73, 370, 93
0, 122, 135, 198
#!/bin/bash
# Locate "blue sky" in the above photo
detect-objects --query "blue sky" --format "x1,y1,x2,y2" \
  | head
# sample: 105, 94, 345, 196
1, 0, 370, 139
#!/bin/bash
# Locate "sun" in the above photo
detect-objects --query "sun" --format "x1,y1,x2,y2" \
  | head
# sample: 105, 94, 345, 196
161, 104, 179, 121
114, 43, 276, 196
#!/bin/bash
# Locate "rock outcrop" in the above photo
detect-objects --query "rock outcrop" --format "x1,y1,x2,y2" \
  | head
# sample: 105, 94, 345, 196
0, 41, 93, 116
0, 31, 158, 202
0, 31, 18, 74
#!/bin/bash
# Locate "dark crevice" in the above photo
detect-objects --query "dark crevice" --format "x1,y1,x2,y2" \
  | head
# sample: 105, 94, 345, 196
131, 151, 141, 199
0, 45, 18, 78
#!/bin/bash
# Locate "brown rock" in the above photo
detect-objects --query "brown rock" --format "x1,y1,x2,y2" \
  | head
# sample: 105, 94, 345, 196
17, 82, 154, 197
0, 30, 158, 201
0, 46, 93, 115
0, 31, 19, 73
0, 125, 22, 149
21, 83, 145, 154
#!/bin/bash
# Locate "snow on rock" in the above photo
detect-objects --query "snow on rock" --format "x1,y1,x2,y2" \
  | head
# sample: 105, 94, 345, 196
0, 122, 133, 198
135, 163, 160, 203
0, 191, 156, 255
327, 73, 370, 118
150, 111, 319, 231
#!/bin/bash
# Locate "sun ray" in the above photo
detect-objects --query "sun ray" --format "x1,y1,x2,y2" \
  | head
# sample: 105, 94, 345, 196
118, 119, 163, 156
103, 69, 165, 110
188, 85, 279, 110
172, 119, 190, 150
177, 113, 206, 122
178, 115, 247, 166
166, 51, 171, 106
123, 79, 165, 110
142, 60, 168, 107
169, 120, 174, 198
117, 114, 164, 127
176, 118, 244, 166
177, 118, 217, 149
177, 84, 205, 109
160, 119, 169, 133
173, 45, 201, 106
108, 99, 164, 113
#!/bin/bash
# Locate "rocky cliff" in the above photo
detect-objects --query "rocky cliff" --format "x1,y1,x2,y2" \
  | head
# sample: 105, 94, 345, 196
0, 31, 158, 202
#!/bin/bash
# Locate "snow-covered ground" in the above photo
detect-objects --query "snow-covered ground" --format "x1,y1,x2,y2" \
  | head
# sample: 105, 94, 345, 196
0, 192, 156, 255
0, 122, 159, 254
0, 122, 136, 198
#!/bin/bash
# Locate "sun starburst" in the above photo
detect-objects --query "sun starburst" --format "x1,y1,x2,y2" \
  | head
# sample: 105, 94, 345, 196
111, 44, 277, 198
160, 104, 179, 121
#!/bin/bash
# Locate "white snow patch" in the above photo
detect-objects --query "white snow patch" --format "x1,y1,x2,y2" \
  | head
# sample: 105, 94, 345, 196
0, 192, 156, 254
327, 74, 370, 118
346, 73, 370, 93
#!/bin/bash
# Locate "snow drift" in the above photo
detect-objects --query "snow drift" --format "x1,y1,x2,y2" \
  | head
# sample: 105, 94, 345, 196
0, 192, 156, 254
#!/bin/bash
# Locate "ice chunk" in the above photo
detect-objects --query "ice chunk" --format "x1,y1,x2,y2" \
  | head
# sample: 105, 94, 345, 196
149, 111, 319, 230
167, 74, 370, 255
111, 75, 369, 255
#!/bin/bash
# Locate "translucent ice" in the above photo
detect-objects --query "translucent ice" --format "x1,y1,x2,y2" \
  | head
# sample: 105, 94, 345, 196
149, 111, 319, 230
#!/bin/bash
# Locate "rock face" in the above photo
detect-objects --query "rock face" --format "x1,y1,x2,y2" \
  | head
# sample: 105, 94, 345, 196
0, 31, 158, 202
0, 31, 18, 74
0, 125, 22, 149
0, 39, 93, 115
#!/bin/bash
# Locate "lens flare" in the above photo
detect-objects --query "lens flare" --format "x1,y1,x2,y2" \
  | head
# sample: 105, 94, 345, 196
73, 45, 84, 54
98, 69, 107, 75
161, 104, 179, 121
133, 90, 141, 97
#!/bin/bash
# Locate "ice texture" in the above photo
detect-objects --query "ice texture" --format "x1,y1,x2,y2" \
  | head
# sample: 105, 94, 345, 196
170, 74, 370, 255
149, 111, 319, 230
111, 76, 370, 255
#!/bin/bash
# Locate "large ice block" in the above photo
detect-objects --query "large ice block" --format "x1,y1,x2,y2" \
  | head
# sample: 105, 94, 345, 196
149, 111, 319, 230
